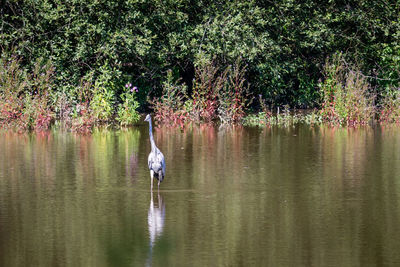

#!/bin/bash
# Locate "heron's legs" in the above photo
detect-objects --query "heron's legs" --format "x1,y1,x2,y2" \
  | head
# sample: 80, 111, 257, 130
150, 170, 154, 191
158, 170, 162, 190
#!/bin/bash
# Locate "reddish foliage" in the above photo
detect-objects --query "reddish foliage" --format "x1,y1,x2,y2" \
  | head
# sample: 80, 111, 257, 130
152, 98, 190, 128
70, 102, 95, 133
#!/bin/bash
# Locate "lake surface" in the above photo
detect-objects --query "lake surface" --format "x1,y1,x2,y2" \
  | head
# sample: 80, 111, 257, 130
1, 124, 400, 266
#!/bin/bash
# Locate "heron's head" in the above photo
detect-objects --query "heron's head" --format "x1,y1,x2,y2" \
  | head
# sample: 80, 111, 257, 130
144, 114, 151, 122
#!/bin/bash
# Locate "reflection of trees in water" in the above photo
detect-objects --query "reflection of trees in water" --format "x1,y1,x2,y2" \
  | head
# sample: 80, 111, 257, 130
0, 129, 148, 266
127, 152, 139, 183
149, 124, 400, 265
2, 126, 400, 266
318, 126, 374, 188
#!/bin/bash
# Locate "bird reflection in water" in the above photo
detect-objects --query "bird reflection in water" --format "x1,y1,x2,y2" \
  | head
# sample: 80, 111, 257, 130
146, 191, 165, 266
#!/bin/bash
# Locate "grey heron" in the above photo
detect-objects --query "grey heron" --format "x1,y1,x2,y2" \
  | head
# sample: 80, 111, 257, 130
144, 114, 165, 190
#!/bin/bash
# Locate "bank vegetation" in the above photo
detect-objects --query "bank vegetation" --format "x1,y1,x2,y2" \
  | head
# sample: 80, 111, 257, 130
1, 0, 399, 132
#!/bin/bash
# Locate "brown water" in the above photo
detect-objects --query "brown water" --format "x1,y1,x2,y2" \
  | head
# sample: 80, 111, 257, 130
1, 124, 400, 266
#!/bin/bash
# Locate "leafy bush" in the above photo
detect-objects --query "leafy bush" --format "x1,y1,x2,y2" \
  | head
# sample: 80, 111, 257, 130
53, 91, 73, 123
320, 54, 375, 126
191, 61, 225, 122
89, 65, 121, 123
70, 103, 95, 133
150, 70, 189, 126
90, 87, 115, 122
20, 93, 54, 131
152, 60, 252, 126
0, 93, 24, 129
218, 59, 251, 124
0, 54, 55, 131
0, 53, 26, 128
379, 88, 400, 123
69, 77, 96, 133
117, 83, 140, 127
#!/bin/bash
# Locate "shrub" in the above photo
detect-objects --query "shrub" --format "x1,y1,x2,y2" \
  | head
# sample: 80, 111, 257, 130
191, 61, 226, 122
218, 59, 251, 124
117, 83, 140, 127
0, 53, 26, 128
70, 103, 95, 133
53, 91, 73, 123
89, 65, 120, 123
0, 54, 55, 131
20, 93, 54, 131
152, 60, 252, 126
379, 88, 400, 123
149, 70, 189, 126
320, 53, 375, 126
0, 93, 24, 129
90, 86, 115, 122
69, 77, 96, 133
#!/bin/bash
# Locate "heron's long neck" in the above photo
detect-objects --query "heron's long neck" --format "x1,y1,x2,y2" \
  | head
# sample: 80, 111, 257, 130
148, 119, 156, 152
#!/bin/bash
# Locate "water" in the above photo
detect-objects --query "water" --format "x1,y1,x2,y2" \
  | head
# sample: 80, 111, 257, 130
1, 124, 400, 266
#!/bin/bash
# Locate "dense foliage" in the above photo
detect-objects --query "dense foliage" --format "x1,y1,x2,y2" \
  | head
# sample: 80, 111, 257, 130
319, 53, 375, 126
1, 0, 399, 129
